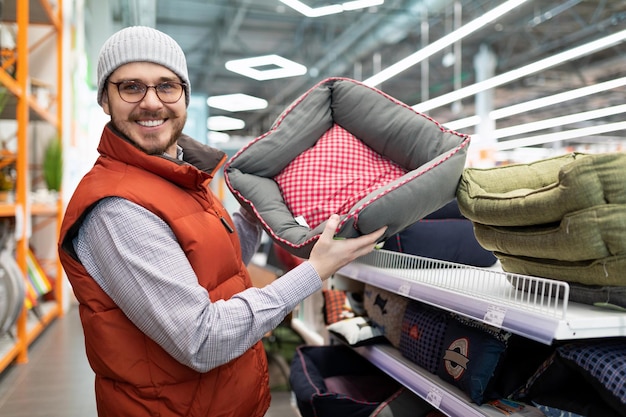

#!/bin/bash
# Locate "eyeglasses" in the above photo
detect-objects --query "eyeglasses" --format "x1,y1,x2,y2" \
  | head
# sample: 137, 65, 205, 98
108, 80, 186, 104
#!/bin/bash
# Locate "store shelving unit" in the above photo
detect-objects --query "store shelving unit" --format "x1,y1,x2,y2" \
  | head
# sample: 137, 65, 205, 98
337, 250, 626, 344
353, 344, 504, 417
0, 0, 64, 373
292, 249, 626, 417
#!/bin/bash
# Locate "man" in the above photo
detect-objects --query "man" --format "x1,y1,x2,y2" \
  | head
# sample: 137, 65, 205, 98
58, 26, 385, 417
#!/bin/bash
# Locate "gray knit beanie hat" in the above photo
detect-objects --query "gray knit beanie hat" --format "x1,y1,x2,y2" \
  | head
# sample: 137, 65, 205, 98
97, 26, 190, 107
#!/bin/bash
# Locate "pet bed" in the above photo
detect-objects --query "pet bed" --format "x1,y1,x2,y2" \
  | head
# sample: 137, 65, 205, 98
225, 77, 470, 258
514, 339, 626, 417
456, 152, 626, 227
289, 344, 401, 417
473, 204, 626, 262
497, 252, 626, 287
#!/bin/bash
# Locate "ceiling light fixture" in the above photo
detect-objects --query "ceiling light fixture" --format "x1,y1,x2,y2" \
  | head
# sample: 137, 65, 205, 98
362, 0, 529, 87
445, 76, 626, 131
225, 54, 307, 81
413, 29, 626, 113
342, 0, 384, 11
207, 131, 231, 143
207, 93, 268, 112
472, 103, 626, 142
279, 0, 384, 17
207, 116, 245, 131
487, 120, 626, 151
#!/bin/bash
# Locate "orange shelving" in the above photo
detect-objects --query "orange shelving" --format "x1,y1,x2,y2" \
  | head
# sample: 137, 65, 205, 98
0, 0, 64, 372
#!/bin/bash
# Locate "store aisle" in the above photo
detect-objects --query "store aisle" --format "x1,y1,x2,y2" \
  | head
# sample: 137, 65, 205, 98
0, 306, 97, 416
0, 306, 299, 417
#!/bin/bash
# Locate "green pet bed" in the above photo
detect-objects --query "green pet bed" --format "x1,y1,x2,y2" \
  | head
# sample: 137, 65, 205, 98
473, 204, 626, 262
457, 152, 626, 227
498, 252, 626, 287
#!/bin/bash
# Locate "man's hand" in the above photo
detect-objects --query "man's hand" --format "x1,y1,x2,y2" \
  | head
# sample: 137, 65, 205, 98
308, 214, 387, 281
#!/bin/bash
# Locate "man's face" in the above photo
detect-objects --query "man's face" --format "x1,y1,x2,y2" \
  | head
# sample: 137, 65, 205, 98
102, 62, 187, 157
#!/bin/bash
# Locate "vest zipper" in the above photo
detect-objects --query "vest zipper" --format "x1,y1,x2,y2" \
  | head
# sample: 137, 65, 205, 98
220, 216, 234, 233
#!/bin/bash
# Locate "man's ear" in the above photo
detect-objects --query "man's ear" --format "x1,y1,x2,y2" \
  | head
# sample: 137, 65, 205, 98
102, 90, 111, 115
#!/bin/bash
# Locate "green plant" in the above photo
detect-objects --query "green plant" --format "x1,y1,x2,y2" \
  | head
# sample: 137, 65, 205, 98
43, 136, 62, 191
0, 167, 14, 191
0, 87, 9, 115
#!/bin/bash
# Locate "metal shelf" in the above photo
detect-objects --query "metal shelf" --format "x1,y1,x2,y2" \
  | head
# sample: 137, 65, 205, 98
0, 301, 58, 371
0, 0, 64, 372
353, 344, 518, 417
0, 94, 59, 126
336, 250, 626, 344
1, 0, 60, 25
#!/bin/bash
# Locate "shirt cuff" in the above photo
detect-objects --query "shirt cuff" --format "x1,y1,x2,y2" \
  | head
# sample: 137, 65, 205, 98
270, 261, 322, 312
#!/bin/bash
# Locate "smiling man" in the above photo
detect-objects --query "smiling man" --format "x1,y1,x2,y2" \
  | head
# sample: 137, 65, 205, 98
102, 63, 187, 156
58, 26, 385, 417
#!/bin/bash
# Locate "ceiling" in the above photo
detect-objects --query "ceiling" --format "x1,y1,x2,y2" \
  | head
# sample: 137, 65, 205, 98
96, 0, 626, 152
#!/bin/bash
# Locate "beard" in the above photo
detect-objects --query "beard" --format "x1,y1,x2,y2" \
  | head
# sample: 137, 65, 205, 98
110, 109, 187, 155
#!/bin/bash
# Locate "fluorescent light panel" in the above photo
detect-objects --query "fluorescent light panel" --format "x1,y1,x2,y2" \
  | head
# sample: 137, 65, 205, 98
489, 121, 626, 151
472, 104, 626, 142
207, 131, 231, 143
465, 105, 626, 151
225, 54, 307, 81
491, 76, 626, 120
363, 0, 530, 87
279, 0, 384, 17
413, 29, 626, 113
207, 93, 268, 112
207, 116, 245, 131
343, 0, 384, 11
444, 76, 626, 131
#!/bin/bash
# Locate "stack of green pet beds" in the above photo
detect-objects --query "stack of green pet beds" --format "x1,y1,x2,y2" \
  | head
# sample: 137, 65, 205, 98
456, 152, 626, 310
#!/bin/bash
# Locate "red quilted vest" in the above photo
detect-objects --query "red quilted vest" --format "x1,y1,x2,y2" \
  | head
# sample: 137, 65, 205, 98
59, 124, 270, 417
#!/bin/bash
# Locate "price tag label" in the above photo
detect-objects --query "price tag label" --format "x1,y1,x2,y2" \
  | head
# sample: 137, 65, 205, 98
426, 386, 443, 408
398, 282, 411, 296
484, 305, 506, 327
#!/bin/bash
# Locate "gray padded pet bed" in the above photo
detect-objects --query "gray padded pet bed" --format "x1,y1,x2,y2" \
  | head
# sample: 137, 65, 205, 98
225, 77, 470, 258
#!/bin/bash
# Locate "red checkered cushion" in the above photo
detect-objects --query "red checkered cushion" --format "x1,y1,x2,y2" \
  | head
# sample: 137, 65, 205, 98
322, 289, 348, 325
274, 124, 407, 230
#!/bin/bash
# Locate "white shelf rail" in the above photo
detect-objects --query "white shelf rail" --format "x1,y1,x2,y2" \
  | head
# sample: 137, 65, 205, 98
353, 250, 570, 319
353, 344, 507, 417
336, 249, 578, 344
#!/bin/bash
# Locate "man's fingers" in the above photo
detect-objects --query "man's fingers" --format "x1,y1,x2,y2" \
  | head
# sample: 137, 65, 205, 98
320, 215, 387, 244
320, 214, 340, 240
